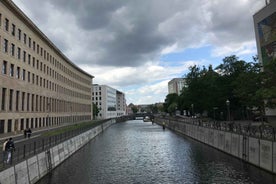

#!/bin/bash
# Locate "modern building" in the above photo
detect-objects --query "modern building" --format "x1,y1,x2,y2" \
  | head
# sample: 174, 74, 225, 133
116, 90, 127, 117
92, 84, 126, 119
0, 0, 94, 134
168, 78, 186, 95
253, 0, 276, 124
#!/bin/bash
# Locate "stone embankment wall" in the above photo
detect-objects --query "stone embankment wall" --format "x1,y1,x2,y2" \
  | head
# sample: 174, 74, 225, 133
155, 117, 276, 174
0, 119, 116, 184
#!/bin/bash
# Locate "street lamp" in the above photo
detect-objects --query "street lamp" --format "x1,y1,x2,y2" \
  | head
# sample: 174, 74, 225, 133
191, 104, 194, 117
47, 102, 50, 130
226, 99, 230, 121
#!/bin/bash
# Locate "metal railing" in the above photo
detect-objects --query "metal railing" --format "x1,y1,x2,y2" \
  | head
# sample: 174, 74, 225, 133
155, 116, 276, 141
0, 120, 108, 171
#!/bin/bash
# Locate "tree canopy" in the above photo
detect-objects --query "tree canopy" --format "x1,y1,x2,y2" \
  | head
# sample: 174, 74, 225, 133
163, 55, 275, 121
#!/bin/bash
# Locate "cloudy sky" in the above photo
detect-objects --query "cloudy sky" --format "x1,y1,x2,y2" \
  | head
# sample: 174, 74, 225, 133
13, 0, 265, 105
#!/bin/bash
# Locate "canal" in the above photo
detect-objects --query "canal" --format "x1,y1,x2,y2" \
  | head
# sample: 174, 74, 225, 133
37, 120, 276, 184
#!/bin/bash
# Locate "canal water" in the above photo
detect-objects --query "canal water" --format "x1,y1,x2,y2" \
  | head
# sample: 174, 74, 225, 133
37, 120, 276, 184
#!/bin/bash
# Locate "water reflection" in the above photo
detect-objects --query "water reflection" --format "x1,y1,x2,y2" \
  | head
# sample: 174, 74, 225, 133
38, 120, 276, 184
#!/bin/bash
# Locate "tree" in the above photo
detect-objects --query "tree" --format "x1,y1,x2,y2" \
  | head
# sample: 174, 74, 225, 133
164, 93, 179, 114
131, 106, 138, 113
92, 103, 100, 119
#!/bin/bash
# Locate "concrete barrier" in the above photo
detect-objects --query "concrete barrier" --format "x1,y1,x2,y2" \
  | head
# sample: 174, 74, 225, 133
155, 117, 276, 174
0, 119, 116, 184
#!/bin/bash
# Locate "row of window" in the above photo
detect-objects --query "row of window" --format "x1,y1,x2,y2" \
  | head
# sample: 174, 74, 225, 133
0, 115, 91, 133
0, 12, 91, 86
1, 37, 90, 93
0, 87, 91, 113
1, 60, 91, 100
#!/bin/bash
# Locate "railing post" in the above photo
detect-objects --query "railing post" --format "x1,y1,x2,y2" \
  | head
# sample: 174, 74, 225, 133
23, 144, 26, 159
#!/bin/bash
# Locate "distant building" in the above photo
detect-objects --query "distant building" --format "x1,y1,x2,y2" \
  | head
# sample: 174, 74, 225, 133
168, 78, 186, 95
116, 90, 127, 117
92, 84, 126, 119
0, 1, 93, 134
253, 0, 276, 123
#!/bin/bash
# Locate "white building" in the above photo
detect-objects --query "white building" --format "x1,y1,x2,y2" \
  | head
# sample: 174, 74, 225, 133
92, 84, 126, 119
168, 78, 186, 95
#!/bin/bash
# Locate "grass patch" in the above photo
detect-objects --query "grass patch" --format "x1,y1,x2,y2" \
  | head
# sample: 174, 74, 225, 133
41, 120, 105, 137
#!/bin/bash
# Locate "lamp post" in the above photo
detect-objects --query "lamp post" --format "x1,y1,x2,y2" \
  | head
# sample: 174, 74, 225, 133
226, 99, 230, 121
47, 102, 50, 130
191, 104, 194, 118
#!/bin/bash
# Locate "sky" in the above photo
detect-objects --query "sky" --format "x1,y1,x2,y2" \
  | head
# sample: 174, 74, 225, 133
12, 0, 266, 105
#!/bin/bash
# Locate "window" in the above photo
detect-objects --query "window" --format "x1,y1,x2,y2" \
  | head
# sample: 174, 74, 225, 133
3, 39, 8, 53
11, 43, 15, 56
1, 88, 6, 110
27, 71, 30, 82
22, 92, 25, 111
18, 29, 21, 40
10, 64, 14, 77
17, 47, 21, 59
23, 33, 26, 44
5, 18, 9, 31
22, 69, 25, 80
9, 89, 13, 111
23, 51, 26, 62
32, 57, 35, 67
0, 14, 2, 27
28, 54, 31, 65
37, 44, 39, 54
33, 41, 35, 51
16, 91, 19, 111
32, 73, 35, 84
27, 93, 29, 111
28, 37, 31, 48
2, 61, 7, 74
16, 67, 20, 79
12, 24, 15, 36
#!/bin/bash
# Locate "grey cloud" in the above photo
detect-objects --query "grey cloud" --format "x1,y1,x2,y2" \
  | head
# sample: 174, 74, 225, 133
14, 0, 264, 68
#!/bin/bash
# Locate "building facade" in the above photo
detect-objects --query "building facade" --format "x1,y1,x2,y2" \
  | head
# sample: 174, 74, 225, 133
92, 84, 126, 119
168, 78, 186, 95
0, 0, 93, 134
253, 0, 276, 124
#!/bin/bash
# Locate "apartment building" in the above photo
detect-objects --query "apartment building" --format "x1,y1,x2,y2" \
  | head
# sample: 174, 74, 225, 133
253, 0, 276, 124
92, 84, 126, 119
168, 78, 186, 95
0, 0, 93, 134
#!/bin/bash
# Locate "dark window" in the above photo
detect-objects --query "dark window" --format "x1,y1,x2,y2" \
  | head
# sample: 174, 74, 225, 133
1, 88, 6, 110
3, 39, 8, 53
10, 64, 14, 77
18, 29, 21, 40
5, 18, 9, 31
2, 60, 7, 74
12, 24, 15, 36
9, 89, 13, 111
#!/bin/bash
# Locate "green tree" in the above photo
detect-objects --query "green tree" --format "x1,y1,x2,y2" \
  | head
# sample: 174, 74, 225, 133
92, 103, 100, 119
164, 93, 179, 115
131, 106, 138, 113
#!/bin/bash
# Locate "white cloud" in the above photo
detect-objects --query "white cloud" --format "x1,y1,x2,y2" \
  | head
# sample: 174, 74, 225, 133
12, 0, 265, 104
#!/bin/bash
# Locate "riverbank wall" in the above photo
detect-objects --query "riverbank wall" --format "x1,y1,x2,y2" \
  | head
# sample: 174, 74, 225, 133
0, 119, 116, 184
155, 117, 276, 174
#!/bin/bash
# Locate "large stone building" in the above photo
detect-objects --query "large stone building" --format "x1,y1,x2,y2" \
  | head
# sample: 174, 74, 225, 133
168, 78, 186, 95
92, 84, 126, 119
253, 0, 276, 124
0, 0, 94, 134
